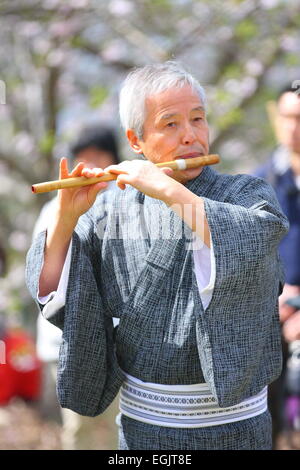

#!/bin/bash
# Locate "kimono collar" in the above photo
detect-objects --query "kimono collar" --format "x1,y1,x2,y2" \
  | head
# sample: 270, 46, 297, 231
185, 165, 219, 198
142, 165, 218, 271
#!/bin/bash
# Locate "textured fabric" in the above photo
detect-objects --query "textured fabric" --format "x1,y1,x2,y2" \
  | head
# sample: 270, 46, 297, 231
38, 233, 214, 313
33, 184, 118, 363
40, 241, 72, 320
118, 410, 272, 450
119, 372, 268, 428
26, 166, 288, 433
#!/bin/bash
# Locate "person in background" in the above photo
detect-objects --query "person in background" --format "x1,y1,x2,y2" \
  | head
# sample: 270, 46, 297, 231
33, 126, 121, 238
33, 125, 121, 450
254, 84, 300, 446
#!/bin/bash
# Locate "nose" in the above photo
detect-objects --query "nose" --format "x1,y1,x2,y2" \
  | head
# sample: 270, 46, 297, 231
181, 122, 196, 145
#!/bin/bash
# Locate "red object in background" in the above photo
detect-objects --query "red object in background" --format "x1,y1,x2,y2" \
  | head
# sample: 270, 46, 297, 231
0, 327, 41, 405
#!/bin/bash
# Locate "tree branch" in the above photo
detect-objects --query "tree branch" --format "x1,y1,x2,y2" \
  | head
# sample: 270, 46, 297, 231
0, 150, 37, 184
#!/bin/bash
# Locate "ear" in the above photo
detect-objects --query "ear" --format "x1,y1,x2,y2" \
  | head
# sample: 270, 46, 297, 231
126, 129, 144, 155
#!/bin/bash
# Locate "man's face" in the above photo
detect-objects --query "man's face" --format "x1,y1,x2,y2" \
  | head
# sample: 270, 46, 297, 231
74, 147, 116, 169
129, 85, 210, 183
276, 92, 300, 154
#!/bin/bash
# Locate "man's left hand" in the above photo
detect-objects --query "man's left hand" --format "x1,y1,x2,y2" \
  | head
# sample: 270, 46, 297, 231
84, 160, 178, 202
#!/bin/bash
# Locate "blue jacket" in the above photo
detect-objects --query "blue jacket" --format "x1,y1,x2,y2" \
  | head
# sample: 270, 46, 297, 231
254, 151, 300, 285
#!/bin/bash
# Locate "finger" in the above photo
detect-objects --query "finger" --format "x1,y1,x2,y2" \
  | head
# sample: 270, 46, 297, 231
81, 167, 93, 178
71, 161, 86, 177
105, 164, 118, 172
94, 167, 105, 177
116, 173, 136, 185
81, 167, 100, 178
59, 158, 69, 179
160, 167, 174, 177
87, 182, 108, 204
105, 163, 127, 171
116, 180, 126, 190
106, 167, 128, 176
81, 167, 105, 178
116, 174, 134, 190
90, 181, 108, 193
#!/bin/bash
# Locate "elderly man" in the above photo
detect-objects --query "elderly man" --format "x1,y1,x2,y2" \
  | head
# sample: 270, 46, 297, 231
26, 62, 288, 450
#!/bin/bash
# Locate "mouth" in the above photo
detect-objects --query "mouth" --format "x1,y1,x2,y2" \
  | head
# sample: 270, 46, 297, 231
175, 152, 204, 160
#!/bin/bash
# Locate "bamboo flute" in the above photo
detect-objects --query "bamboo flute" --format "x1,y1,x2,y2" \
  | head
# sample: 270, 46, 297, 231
32, 154, 220, 194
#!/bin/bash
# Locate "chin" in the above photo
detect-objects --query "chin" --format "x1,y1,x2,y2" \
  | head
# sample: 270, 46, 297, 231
174, 167, 203, 183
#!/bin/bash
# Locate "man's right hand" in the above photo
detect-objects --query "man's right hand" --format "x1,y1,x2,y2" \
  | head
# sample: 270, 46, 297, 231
38, 158, 108, 297
57, 157, 108, 222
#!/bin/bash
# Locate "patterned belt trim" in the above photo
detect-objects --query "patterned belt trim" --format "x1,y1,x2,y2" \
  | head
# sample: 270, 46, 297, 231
119, 373, 268, 428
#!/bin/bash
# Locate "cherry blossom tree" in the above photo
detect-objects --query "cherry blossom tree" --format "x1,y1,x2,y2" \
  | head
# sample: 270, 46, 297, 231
0, 0, 299, 321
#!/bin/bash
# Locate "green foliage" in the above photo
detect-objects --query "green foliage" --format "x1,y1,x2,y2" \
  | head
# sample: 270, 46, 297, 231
215, 89, 232, 104
38, 131, 55, 154
89, 86, 108, 108
146, 0, 171, 11
70, 36, 88, 48
284, 53, 300, 67
235, 19, 259, 41
223, 64, 242, 80
217, 108, 244, 130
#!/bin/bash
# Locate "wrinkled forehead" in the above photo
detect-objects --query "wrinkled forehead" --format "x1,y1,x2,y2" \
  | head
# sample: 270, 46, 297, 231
144, 84, 204, 116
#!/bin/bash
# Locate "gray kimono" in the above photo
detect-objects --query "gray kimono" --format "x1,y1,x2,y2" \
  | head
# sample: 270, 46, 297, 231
26, 166, 288, 449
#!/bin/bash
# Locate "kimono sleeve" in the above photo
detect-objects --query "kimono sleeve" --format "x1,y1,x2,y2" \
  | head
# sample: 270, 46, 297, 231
25, 213, 124, 417
194, 176, 289, 408
25, 230, 65, 330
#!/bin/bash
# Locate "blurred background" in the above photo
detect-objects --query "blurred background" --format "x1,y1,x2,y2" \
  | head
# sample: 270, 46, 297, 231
0, 0, 300, 450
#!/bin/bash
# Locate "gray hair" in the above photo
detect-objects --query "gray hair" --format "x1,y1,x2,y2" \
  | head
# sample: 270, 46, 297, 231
119, 61, 206, 140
